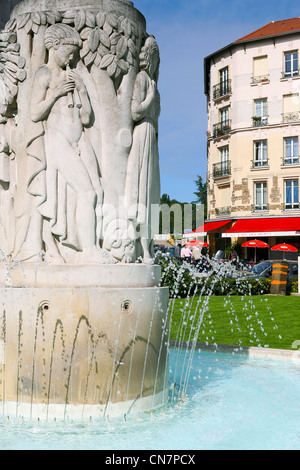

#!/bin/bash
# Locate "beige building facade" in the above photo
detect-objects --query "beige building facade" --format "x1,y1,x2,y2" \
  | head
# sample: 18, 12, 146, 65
204, 18, 300, 260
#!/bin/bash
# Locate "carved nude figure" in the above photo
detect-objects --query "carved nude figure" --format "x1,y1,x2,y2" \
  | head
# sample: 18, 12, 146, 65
30, 24, 105, 262
125, 36, 161, 262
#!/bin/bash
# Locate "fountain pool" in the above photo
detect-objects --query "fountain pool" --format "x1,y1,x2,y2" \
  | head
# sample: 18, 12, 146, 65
0, 346, 299, 450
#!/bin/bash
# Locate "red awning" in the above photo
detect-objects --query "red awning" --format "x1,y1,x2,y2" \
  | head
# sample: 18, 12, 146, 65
222, 217, 300, 238
186, 220, 232, 236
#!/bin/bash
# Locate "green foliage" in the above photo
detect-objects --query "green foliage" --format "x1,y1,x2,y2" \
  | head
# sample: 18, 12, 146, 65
200, 277, 271, 297
156, 254, 271, 298
159, 193, 200, 235
225, 241, 243, 259
291, 281, 299, 293
156, 254, 198, 298
192, 175, 207, 219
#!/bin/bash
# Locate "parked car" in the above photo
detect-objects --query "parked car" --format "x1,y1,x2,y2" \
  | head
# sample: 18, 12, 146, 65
212, 250, 226, 262
164, 247, 175, 257
240, 260, 298, 283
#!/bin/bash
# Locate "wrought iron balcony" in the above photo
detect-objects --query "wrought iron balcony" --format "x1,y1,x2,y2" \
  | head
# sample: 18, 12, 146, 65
251, 74, 269, 84
282, 112, 300, 123
282, 156, 300, 166
212, 120, 231, 138
252, 203, 269, 212
213, 160, 231, 178
252, 116, 268, 127
213, 80, 232, 100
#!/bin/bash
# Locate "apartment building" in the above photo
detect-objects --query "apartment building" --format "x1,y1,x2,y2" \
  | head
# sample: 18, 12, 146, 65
203, 17, 300, 260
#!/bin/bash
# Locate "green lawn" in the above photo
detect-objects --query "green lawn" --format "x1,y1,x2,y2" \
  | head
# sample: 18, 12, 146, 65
168, 294, 300, 350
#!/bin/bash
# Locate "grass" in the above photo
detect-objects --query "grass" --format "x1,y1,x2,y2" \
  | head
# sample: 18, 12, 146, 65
169, 294, 300, 350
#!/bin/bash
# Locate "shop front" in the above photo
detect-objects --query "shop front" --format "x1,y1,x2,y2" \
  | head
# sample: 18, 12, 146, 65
221, 216, 300, 263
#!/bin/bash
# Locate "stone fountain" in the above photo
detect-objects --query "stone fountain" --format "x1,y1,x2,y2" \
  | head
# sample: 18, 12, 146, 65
0, 0, 169, 419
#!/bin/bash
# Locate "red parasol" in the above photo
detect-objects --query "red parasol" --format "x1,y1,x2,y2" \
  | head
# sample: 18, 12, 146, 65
271, 243, 298, 252
271, 243, 298, 259
186, 240, 209, 247
242, 239, 269, 263
242, 239, 269, 248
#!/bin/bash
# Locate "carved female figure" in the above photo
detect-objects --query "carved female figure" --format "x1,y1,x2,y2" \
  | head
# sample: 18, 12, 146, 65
125, 36, 160, 261
29, 24, 105, 262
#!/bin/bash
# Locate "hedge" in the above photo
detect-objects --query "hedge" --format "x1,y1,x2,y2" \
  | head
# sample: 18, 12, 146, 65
156, 254, 272, 298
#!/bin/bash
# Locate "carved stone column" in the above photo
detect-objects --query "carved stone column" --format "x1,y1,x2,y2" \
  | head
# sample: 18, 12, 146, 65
0, 0, 168, 420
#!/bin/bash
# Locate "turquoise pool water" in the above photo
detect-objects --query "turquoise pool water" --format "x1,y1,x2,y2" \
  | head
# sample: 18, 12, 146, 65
0, 348, 299, 450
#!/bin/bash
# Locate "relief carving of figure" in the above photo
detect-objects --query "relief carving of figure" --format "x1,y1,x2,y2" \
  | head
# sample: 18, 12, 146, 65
28, 24, 108, 263
0, 30, 26, 256
0, 7, 160, 265
125, 36, 161, 262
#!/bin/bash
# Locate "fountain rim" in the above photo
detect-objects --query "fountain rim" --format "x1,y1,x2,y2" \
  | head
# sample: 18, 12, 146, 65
0, 262, 164, 288
169, 340, 300, 360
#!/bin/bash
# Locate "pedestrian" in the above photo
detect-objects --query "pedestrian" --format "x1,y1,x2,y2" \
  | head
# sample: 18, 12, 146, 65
191, 245, 201, 266
175, 243, 181, 259
182, 245, 192, 262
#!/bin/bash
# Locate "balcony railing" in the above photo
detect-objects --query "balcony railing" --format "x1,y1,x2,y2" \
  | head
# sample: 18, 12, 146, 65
213, 80, 232, 100
252, 158, 268, 168
213, 161, 231, 178
213, 120, 231, 138
282, 156, 300, 166
251, 74, 269, 84
252, 203, 269, 212
282, 112, 300, 123
252, 116, 268, 127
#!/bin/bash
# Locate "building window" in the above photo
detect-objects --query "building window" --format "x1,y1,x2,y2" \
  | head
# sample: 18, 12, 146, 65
252, 56, 269, 84
213, 146, 231, 178
253, 99, 268, 126
216, 184, 231, 215
254, 181, 268, 211
283, 51, 298, 78
213, 66, 231, 99
220, 107, 229, 124
283, 137, 299, 165
253, 140, 268, 167
285, 179, 299, 210
219, 66, 229, 95
213, 107, 231, 138
282, 94, 300, 123
219, 145, 230, 174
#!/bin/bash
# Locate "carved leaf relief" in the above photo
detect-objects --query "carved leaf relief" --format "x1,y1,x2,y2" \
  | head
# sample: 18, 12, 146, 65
0, 30, 27, 102
12, 9, 142, 81
74, 10, 86, 31
88, 28, 100, 53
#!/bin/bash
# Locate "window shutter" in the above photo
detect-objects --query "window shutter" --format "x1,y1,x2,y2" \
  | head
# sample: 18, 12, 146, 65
253, 56, 268, 77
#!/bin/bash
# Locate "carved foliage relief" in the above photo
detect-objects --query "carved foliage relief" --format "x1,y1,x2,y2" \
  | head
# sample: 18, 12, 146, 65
6, 9, 140, 78
0, 5, 161, 265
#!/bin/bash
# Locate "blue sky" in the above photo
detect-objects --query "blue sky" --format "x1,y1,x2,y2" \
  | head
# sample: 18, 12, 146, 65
133, 0, 300, 203
3, 0, 300, 202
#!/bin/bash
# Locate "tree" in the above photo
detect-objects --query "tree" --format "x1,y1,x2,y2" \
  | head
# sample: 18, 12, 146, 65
192, 175, 207, 219
159, 193, 200, 234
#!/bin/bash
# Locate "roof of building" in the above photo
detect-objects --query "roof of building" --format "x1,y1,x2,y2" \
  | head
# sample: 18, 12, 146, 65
204, 16, 300, 94
235, 17, 300, 43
